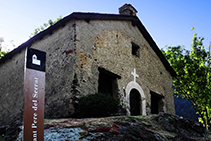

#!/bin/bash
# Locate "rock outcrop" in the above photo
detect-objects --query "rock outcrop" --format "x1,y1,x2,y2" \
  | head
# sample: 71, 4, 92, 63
1, 113, 211, 140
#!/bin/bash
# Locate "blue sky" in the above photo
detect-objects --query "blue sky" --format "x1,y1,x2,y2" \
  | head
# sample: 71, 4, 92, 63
0, 0, 211, 51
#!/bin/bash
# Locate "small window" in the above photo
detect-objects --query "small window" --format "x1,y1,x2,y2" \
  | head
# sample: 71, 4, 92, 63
132, 43, 140, 57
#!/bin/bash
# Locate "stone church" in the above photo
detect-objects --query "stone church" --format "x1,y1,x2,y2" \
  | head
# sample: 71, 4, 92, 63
0, 4, 176, 125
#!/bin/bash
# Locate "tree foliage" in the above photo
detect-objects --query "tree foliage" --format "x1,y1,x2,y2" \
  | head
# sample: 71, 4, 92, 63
0, 49, 7, 59
162, 32, 211, 129
29, 16, 62, 38
0, 38, 8, 59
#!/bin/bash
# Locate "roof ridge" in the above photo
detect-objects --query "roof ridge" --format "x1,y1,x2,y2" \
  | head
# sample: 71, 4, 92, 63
0, 12, 176, 76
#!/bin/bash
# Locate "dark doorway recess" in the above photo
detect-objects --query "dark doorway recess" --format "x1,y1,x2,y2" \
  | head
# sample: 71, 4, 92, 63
130, 89, 141, 116
98, 68, 121, 96
150, 91, 164, 114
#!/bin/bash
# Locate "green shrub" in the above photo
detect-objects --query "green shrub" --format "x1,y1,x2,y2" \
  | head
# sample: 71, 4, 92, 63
0, 136, 4, 141
74, 93, 120, 118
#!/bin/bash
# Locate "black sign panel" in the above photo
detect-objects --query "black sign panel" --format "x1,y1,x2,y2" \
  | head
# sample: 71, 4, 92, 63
26, 48, 46, 72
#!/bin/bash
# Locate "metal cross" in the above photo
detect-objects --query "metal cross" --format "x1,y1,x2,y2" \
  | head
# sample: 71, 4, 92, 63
131, 68, 139, 82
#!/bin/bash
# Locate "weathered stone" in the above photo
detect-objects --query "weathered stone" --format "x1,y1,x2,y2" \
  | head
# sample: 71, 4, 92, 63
158, 113, 208, 137
4, 114, 211, 140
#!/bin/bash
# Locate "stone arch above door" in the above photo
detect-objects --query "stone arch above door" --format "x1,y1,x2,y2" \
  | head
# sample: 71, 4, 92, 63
125, 81, 146, 115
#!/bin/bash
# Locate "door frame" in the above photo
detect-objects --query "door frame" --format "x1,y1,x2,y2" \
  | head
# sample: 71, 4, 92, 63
126, 81, 146, 115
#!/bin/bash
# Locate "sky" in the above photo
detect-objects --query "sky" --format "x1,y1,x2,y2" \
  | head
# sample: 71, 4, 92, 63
0, 0, 211, 51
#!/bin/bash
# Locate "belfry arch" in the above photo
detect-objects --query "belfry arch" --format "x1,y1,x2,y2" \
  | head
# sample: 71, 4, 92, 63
125, 81, 146, 115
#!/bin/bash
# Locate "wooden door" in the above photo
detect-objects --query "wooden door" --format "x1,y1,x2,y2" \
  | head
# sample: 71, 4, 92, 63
130, 89, 140, 115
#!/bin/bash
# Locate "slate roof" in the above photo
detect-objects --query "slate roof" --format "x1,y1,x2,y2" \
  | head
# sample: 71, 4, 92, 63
0, 12, 176, 77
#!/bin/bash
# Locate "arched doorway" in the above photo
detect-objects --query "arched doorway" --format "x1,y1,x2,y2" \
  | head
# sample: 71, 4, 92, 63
125, 81, 146, 115
130, 89, 141, 115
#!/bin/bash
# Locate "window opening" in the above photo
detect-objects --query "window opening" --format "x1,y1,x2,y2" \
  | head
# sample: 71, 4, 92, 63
98, 68, 121, 96
132, 42, 140, 57
150, 91, 164, 114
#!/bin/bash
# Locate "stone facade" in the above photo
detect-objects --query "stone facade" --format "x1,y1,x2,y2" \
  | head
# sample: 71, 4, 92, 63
0, 4, 176, 126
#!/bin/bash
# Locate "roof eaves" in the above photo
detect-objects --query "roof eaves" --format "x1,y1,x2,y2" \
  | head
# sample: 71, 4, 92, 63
0, 12, 176, 77
0, 13, 134, 64
131, 17, 176, 77
0, 14, 76, 64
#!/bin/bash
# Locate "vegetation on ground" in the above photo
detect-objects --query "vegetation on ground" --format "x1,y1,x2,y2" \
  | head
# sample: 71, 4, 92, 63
0, 136, 4, 141
74, 93, 120, 118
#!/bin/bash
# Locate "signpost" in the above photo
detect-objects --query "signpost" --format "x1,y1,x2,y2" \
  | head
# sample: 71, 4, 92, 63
23, 48, 46, 141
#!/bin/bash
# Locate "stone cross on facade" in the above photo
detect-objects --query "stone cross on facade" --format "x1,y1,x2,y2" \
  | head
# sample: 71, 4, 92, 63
131, 68, 139, 82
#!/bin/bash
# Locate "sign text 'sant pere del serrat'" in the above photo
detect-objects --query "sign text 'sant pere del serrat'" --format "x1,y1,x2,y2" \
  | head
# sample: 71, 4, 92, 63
23, 48, 46, 141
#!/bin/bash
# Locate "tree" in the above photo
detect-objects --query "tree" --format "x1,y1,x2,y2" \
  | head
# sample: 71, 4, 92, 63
162, 32, 211, 130
0, 37, 8, 59
0, 49, 7, 59
29, 16, 62, 38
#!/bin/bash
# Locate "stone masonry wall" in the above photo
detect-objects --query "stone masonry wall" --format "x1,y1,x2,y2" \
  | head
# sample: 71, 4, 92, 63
0, 20, 77, 126
28, 21, 77, 118
74, 20, 175, 114
0, 49, 25, 125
